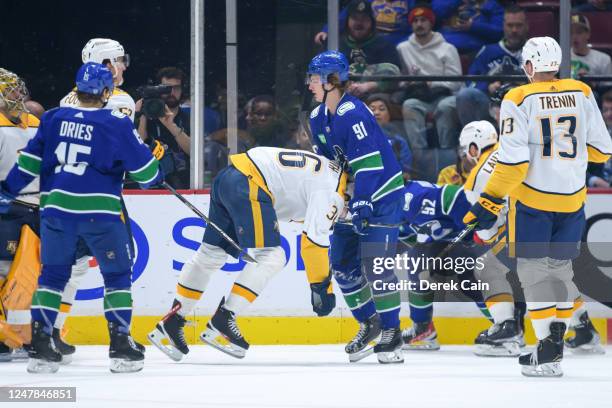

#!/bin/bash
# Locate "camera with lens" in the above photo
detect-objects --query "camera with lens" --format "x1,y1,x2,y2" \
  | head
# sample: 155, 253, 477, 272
137, 84, 172, 119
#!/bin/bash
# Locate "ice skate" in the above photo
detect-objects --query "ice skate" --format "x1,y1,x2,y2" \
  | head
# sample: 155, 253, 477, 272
565, 311, 605, 355
374, 327, 404, 364
0, 342, 14, 362
402, 321, 440, 350
108, 322, 144, 373
52, 328, 75, 365
345, 314, 381, 363
200, 298, 249, 359
519, 322, 565, 377
27, 321, 61, 374
474, 319, 523, 357
148, 302, 189, 361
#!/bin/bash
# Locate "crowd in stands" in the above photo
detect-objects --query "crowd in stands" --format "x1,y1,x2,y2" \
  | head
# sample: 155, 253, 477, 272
16, 0, 612, 188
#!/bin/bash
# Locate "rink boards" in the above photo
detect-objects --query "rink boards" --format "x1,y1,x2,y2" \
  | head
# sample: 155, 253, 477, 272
62, 190, 612, 346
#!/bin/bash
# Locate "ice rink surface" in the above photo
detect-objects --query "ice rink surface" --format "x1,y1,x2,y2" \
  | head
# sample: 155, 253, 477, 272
2, 345, 611, 408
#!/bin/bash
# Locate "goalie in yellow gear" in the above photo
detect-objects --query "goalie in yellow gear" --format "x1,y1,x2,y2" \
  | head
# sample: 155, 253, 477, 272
0, 68, 42, 361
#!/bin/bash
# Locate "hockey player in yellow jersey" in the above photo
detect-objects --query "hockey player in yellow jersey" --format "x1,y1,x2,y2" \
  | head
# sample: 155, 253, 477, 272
464, 37, 612, 377
0, 69, 41, 361
148, 147, 347, 361
60, 38, 135, 120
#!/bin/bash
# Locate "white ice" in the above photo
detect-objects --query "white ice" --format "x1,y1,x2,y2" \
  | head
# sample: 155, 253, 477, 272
2, 345, 611, 408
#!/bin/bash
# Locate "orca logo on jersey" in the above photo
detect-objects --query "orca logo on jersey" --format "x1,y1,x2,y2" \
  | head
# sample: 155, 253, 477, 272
337, 101, 355, 116
59, 121, 93, 141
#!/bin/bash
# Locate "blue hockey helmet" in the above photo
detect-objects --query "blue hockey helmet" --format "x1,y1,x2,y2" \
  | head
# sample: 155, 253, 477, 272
307, 50, 350, 84
75, 62, 114, 95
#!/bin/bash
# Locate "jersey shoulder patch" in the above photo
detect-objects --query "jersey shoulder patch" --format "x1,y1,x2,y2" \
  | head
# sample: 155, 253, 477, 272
337, 101, 355, 116
111, 110, 127, 119
310, 105, 320, 119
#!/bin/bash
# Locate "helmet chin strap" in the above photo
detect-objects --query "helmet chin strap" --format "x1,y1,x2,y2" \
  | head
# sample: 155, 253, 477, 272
522, 64, 535, 83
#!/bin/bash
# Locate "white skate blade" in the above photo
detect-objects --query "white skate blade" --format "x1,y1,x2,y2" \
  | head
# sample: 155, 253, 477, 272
348, 345, 375, 363
11, 348, 29, 360
147, 327, 186, 362
474, 341, 521, 357
521, 362, 563, 377
0, 354, 14, 362
568, 343, 606, 355
59, 354, 73, 365
401, 341, 440, 351
110, 358, 144, 373
27, 358, 59, 374
200, 327, 246, 359
377, 350, 404, 364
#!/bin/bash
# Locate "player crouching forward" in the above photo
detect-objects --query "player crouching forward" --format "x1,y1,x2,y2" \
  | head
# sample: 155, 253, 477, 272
0, 62, 162, 374
149, 147, 346, 361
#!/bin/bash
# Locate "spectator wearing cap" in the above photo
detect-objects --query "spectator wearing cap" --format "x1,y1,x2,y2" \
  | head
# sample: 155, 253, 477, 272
456, 5, 528, 127
339, 0, 403, 99
434, 0, 505, 54
571, 13, 612, 93
396, 4, 462, 149
315, 0, 416, 47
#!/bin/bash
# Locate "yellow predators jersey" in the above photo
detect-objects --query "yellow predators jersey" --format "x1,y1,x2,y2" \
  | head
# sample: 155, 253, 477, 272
486, 79, 612, 212
60, 88, 136, 121
464, 144, 506, 243
437, 164, 468, 186
230, 147, 346, 247
464, 144, 499, 204
0, 113, 40, 204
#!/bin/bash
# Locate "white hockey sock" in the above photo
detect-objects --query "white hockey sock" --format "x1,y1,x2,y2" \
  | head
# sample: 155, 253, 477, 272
176, 243, 227, 316
570, 296, 586, 327
528, 302, 556, 340
54, 256, 90, 330
485, 293, 514, 324
225, 247, 285, 315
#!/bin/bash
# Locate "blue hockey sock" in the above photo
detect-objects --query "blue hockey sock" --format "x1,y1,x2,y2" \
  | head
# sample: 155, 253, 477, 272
103, 289, 133, 330
408, 290, 434, 323
31, 287, 63, 334
341, 284, 376, 322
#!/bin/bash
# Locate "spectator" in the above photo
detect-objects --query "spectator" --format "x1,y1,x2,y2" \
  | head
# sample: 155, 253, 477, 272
571, 14, 612, 94
457, 4, 528, 126
245, 95, 290, 148
136, 66, 191, 189
315, 0, 415, 46
396, 4, 462, 149
334, 1, 402, 99
436, 146, 473, 185
434, 0, 505, 54
367, 94, 413, 178
573, 0, 612, 12
587, 90, 612, 187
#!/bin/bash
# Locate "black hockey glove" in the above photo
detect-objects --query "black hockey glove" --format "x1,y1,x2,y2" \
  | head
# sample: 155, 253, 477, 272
310, 274, 336, 317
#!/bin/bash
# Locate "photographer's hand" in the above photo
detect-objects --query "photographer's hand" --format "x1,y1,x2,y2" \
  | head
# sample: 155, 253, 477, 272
160, 106, 190, 155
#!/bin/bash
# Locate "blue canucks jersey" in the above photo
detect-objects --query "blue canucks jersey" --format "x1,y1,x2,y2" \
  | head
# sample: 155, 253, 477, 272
3, 107, 160, 221
309, 93, 404, 205
400, 181, 470, 243
467, 40, 522, 92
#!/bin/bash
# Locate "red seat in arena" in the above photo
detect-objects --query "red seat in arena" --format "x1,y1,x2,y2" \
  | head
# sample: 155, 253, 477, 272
581, 12, 612, 53
526, 11, 558, 39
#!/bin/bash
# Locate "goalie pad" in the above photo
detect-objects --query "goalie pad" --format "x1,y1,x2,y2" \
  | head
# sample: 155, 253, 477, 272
0, 224, 41, 344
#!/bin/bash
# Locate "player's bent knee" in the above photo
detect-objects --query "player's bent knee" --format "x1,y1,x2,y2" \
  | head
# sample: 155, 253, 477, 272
251, 246, 285, 274
39, 265, 73, 290
101, 270, 132, 290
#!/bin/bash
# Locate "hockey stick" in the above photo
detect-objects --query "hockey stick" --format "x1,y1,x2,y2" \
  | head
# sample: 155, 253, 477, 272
436, 222, 477, 259
161, 181, 257, 264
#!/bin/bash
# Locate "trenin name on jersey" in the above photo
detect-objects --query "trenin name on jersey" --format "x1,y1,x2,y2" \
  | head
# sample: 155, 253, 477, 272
538, 94, 576, 110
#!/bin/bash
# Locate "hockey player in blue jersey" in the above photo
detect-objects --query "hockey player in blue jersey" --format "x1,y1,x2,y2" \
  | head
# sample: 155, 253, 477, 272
0, 62, 161, 374
399, 180, 491, 350
308, 50, 405, 363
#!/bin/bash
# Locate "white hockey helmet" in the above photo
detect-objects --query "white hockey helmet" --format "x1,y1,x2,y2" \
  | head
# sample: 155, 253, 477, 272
459, 120, 498, 163
82, 38, 129, 68
521, 36, 561, 79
